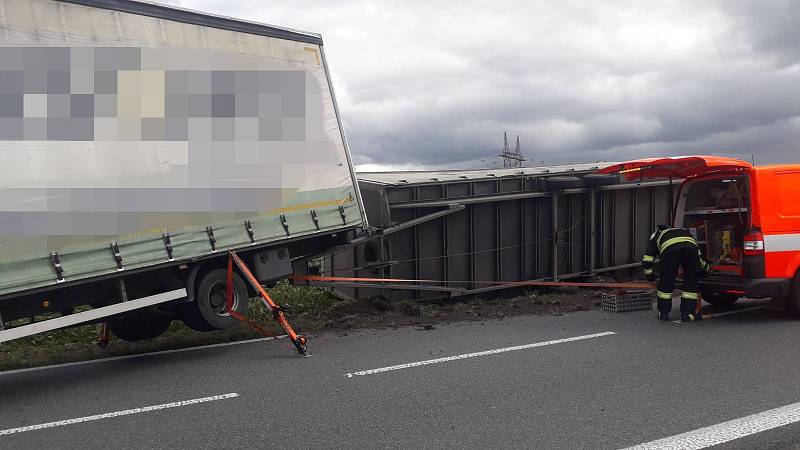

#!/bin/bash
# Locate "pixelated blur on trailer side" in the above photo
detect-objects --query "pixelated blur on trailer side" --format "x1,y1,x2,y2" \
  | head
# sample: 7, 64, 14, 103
0, 0, 367, 348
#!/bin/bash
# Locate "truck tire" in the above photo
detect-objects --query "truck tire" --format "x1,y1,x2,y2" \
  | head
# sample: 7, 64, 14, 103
784, 270, 800, 318
180, 269, 249, 331
702, 293, 739, 307
108, 310, 172, 342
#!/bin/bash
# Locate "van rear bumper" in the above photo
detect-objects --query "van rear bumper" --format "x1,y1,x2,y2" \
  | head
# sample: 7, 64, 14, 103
699, 277, 791, 299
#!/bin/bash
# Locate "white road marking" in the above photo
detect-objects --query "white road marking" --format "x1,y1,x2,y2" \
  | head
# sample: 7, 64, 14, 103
0, 393, 239, 436
345, 331, 616, 378
623, 399, 800, 449
0, 335, 287, 377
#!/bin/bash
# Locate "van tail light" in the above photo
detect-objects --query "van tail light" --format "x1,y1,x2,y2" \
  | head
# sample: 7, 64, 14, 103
743, 231, 764, 256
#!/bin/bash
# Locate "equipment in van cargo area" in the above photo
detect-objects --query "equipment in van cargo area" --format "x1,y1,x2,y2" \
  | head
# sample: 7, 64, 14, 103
0, 0, 367, 347
599, 155, 800, 313
681, 176, 748, 270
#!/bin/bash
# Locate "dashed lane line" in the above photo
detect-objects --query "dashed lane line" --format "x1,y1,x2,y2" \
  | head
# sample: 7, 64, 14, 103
623, 399, 800, 449
0, 393, 240, 436
345, 331, 617, 377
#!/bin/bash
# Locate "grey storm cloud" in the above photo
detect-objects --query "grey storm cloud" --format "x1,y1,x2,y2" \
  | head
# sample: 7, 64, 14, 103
173, 0, 800, 169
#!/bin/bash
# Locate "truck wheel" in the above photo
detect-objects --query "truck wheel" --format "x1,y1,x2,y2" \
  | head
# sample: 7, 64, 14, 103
702, 293, 739, 307
784, 271, 800, 318
108, 310, 172, 342
180, 269, 249, 331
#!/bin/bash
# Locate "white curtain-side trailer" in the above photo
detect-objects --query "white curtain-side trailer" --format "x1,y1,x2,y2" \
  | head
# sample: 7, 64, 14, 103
0, 0, 367, 343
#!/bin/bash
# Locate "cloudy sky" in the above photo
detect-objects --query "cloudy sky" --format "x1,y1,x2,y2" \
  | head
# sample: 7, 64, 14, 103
171, 0, 799, 170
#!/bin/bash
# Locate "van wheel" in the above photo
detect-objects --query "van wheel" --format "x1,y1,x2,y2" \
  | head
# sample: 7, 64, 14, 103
180, 269, 249, 331
784, 271, 800, 318
108, 310, 173, 342
703, 293, 739, 307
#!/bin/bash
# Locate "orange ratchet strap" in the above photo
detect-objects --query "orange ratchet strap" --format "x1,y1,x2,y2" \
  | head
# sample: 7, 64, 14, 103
227, 250, 308, 355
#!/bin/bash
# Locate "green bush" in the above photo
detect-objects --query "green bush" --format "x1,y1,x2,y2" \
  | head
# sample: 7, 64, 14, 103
266, 280, 340, 317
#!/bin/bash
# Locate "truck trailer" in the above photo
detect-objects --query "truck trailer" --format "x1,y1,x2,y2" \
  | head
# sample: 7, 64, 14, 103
0, 0, 368, 343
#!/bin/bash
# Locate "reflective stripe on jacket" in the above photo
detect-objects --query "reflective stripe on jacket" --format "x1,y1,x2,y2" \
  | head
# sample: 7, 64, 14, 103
642, 227, 709, 271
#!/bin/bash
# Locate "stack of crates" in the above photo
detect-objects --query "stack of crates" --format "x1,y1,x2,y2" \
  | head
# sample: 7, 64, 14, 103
601, 290, 654, 312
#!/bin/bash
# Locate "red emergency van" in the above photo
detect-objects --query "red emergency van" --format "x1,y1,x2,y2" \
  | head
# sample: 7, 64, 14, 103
599, 156, 800, 313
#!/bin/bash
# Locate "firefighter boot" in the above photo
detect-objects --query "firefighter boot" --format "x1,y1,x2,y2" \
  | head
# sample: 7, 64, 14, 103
680, 299, 702, 322
657, 298, 671, 321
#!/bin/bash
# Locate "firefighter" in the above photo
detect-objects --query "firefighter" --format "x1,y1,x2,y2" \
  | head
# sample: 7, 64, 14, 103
642, 225, 710, 322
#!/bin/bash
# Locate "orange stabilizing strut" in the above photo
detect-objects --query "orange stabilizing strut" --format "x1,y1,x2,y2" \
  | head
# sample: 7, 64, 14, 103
225, 250, 308, 355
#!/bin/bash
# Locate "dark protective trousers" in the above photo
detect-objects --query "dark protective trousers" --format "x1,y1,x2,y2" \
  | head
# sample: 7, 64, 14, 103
655, 247, 700, 317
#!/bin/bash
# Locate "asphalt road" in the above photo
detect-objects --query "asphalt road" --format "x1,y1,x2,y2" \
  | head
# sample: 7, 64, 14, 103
2, 299, 800, 449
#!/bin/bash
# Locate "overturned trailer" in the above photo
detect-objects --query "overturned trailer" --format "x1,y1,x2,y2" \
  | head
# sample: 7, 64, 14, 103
0, 0, 367, 345
306, 164, 678, 299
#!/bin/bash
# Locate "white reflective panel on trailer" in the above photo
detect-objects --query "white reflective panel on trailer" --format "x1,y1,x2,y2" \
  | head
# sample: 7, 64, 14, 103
0, 288, 187, 343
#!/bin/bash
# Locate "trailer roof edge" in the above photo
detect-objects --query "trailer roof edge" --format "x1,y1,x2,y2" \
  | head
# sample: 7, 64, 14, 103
57, 0, 324, 45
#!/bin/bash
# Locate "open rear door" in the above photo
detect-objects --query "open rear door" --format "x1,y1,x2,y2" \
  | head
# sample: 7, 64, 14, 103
598, 156, 752, 180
